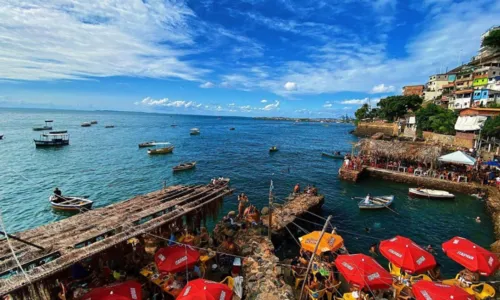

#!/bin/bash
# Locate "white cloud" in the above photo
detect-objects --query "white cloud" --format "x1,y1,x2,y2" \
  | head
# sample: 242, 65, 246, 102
323, 103, 333, 108
200, 81, 215, 88
261, 100, 280, 111
370, 83, 395, 94
284, 81, 298, 91
341, 98, 370, 105
137, 97, 201, 109
261, 99, 268, 103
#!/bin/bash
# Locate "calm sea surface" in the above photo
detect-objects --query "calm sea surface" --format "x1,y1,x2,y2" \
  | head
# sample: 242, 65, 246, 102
0, 108, 495, 276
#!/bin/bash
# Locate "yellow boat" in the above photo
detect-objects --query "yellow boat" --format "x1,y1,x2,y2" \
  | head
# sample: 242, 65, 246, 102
148, 145, 174, 155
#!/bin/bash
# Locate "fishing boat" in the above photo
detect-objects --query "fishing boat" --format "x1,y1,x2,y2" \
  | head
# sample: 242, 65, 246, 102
408, 188, 455, 199
322, 152, 344, 159
147, 143, 174, 155
358, 195, 394, 210
171, 124, 177, 127
49, 195, 93, 212
173, 161, 196, 172
104, 125, 115, 128
81, 122, 91, 127
90, 120, 98, 124
190, 128, 200, 135
230, 127, 235, 131
34, 131, 69, 147
138, 141, 156, 148
269, 146, 279, 152
33, 120, 53, 131
0, 134, 3, 140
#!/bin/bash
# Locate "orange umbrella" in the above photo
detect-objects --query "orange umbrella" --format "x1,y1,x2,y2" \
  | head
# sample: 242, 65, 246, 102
299, 231, 344, 254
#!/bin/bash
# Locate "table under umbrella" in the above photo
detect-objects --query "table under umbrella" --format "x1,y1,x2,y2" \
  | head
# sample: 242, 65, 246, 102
80, 280, 142, 300
177, 279, 233, 300
335, 254, 393, 290
299, 231, 344, 255
379, 235, 436, 274
155, 245, 200, 274
412, 280, 474, 300
442, 236, 499, 276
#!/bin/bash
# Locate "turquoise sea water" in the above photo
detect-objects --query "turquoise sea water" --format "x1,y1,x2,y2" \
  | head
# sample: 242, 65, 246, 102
0, 108, 495, 276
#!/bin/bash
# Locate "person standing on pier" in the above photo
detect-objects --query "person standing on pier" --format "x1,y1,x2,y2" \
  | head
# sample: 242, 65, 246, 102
237, 193, 248, 219
294, 183, 300, 194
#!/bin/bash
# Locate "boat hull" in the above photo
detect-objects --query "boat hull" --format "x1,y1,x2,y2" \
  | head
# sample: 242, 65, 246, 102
33, 126, 52, 131
0, 135, 3, 140
148, 146, 174, 155
50, 196, 93, 212
358, 195, 394, 210
173, 162, 196, 172
34, 140, 69, 147
408, 188, 455, 199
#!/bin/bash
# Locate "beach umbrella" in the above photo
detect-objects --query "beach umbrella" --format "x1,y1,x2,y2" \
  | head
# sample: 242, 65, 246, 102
442, 236, 499, 276
154, 245, 200, 274
81, 280, 141, 300
379, 235, 436, 274
177, 279, 233, 300
412, 281, 474, 300
483, 160, 500, 167
335, 254, 392, 290
298, 231, 344, 255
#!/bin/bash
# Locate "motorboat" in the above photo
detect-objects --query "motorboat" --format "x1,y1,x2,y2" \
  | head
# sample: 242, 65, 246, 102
147, 143, 174, 155
104, 125, 115, 128
230, 127, 235, 131
190, 128, 200, 135
34, 131, 69, 147
138, 141, 156, 148
173, 162, 196, 172
408, 188, 455, 199
0, 134, 3, 140
90, 120, 98, 124
322, 152, 344, 159
81, 122, 91, 127
33, 120, 53, 131
358, 195, 394, 210
269, 146, 279, 152
50, 195, 93, 212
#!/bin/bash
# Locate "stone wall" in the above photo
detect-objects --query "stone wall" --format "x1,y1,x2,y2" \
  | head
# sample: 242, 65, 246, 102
338, 167, 365, 182
354, 122, 398, 137
454, 132, 475, 149
422, 131, 455, 146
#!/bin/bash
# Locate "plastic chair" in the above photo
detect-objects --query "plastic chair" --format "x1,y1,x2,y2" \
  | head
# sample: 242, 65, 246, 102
325, 282, 341, 300
441, 273, 460, 286
292, 269, 306, 290
389, 262, 402, 277
468, 282, 496, 299
220, 276, 234, 290
306, 287, 326, 300
409, 274, 432, 284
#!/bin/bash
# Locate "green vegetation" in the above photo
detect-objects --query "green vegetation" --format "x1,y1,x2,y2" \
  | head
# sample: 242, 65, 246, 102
487, 102, 500, 108
482, 29, 500, 53
482, 116, 500, 139
354, 104, 378, 123
376, 95, 422, 121
415, 103, 458, 135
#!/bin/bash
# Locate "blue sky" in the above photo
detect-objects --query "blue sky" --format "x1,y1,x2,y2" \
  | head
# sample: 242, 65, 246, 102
0, 0, 499, 117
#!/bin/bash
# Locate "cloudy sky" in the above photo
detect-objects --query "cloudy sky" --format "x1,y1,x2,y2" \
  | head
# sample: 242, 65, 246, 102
0, 0, 499, 117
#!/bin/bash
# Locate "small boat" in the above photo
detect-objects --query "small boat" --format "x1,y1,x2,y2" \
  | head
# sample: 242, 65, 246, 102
322, 152, 344, 159
90, 120, 98, 124
358, 195, 394, 210
34, 131, 69, 147
190, 128, 200, 135
50, 195, 93, 212
33, 120, 53, 131
138, 141, 156, 148
173, 161, 196, 172
81, 122, 91, 127
0, 135, 3, 140
408, 188, 455, 199
171, 124, 177, 127
104, 125, 115, 128
147, 143, 174, 155
230, 128, 235, 131
269, 146, 278, 152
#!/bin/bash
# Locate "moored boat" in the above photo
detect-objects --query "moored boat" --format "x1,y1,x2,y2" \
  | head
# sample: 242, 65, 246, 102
358, 195, 394, 210
322, 152, 343, 159
269, 146, 278, 152
138, 141, 156, 148
90, 120, 98, 124
173, 161, 196, 172
34, 131, 69, 147
408, 188, 455, 199
49, 195, 93, 212
230, 127, 235, 131
190, 128, 200, 135
148, 144, 174, 155
33, 120, 53, 131
81, 122, 91, 127
104, 125, 115, 128
0, 134, 3, 140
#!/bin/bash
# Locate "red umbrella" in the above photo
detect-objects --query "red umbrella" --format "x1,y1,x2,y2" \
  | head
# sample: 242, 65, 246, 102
335, 254, 393, 290
81, 281, 142, 300
412, 281, 474, 300
379, 235, 436, 274
442, 236, 499, 276
154, 245, 200, 274
177, 279, 233, 300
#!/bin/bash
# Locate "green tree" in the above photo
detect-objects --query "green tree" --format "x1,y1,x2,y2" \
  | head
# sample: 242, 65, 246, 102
482, 116, 500, 139
482, 29, 500, 53
354, 103, 370, 122
377, 95, 423, 121
416, 103, 458, 135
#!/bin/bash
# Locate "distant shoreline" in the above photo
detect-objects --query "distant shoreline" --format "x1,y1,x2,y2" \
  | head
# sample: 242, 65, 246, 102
253, 116, 354, 123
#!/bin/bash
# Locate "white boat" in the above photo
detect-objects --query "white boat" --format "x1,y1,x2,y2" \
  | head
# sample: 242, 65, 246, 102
90, 120, 98, 124
190, 128, 200, 135
358, 195, 394, 210
408, 188, 455, 199
49, 195, 93, 212
81, 122, 91, 127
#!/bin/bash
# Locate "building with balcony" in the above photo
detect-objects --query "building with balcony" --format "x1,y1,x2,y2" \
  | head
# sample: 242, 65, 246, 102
453, 89, 473, 110
473, 77, 489, 87
424, 74, 449, 102
402, 85, 425, 97
487, 76, 500, 91
472, 89, 500, 107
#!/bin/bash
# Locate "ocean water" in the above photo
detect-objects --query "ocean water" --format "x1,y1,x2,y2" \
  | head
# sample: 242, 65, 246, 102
0, 108, 495, 276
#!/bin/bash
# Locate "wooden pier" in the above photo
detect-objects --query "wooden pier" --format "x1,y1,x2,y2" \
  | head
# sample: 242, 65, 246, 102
0, 182, 233, 296
262, 193, 324, 234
